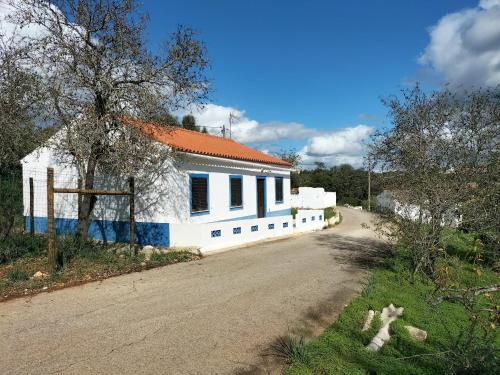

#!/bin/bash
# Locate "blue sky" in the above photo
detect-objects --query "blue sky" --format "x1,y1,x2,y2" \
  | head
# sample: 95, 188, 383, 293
2, 0, 498, 168
145, 0, 500, 167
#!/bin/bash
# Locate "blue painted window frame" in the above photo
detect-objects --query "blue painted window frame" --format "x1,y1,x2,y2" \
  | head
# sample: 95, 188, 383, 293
275, 176, 284, 204
190, 173, 210, 216
229, 175, 243, 210
256, 176, 267, 218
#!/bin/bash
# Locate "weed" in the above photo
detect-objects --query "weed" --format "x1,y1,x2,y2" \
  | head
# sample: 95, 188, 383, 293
8, 268, 29, 282
270, 334, 310, 365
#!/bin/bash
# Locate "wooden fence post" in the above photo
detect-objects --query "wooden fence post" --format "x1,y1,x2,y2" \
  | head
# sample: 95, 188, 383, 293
129, 177, 135, 253
29, 177, 34, 236
77, 178, 82, 221
47, 168, 56, 272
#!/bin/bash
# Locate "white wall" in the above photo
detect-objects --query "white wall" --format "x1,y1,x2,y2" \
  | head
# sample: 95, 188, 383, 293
22, 141, 292, 226
294, 209, 325, 232
290, 187, 336, 209
170, 215, 293, 253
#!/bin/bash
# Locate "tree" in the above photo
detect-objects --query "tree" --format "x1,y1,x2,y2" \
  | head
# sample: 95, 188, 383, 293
369, 84, 500, 276
274, 148, 302, 168
201, 126, 208, 134
0, 35, 45, 173
9, 0, 210, 240
182, 114, 198, 131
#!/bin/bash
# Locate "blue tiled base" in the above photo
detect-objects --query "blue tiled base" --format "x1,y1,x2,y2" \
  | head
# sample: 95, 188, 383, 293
24, 216, 170, 246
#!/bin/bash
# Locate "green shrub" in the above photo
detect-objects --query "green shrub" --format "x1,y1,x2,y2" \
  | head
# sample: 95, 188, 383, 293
324, 207, 336, 220
441, 229, 485, 263
271, 334, 309, 365
0, 233, 47, 264
291, 207, 298, 219
55, 236, 106, 268
149, 250, 197, 265
8, 268, 30, 282
0, 173, 23, 238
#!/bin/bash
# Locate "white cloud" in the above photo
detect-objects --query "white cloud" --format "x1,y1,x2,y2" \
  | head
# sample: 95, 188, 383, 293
419, 0, 500, 88
299, 125, 374, 168
184, 104, 374, 168
185, 103, 316, 143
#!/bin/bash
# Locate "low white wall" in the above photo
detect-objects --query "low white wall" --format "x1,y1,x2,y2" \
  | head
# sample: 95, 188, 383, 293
291, 187, 336, 209
170, 215, 294, 253
294, 209, 325, 232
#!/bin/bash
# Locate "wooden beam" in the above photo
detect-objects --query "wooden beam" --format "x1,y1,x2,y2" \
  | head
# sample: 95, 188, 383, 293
53, 188, 131, 196
29, 177, 34, 236
129, 177, 135, 253
47, 168, 56, 272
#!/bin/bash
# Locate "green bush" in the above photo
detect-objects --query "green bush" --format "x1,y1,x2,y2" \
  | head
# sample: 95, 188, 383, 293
149, 250, 197, 265
324, 206, 336, 220
0, 173, 23, 238
55, 236, 106, 268
440, 228, 491, 264
8, 268, 30, 282
291, 207, 298, 219
0, 233, 47, 264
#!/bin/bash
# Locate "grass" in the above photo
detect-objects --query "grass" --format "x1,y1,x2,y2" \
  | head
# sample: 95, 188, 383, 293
0, 235, 201, 300
286, 257, 498, 375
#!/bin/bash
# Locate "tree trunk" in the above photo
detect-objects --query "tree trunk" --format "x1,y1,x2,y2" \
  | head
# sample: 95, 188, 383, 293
76, 155, 98, 241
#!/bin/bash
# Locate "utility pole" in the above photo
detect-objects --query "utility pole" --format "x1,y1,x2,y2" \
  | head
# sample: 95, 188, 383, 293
221, 124, 226, 138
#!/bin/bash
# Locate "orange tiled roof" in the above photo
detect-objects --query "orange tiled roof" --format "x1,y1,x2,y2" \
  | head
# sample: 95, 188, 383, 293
126, 118, 293, 167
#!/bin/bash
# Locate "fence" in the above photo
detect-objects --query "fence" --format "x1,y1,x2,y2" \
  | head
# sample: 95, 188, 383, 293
22, 167, 135, 271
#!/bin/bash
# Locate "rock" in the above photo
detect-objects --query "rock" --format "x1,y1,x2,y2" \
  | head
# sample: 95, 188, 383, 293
362, 310, 375, 332
33, 271, 47, 279
366, 304, 404, 352
404, 325, 427, 341
140, 245, 157, 260
42, 286, 48, 290
140, 262, 147, 267
119, 254, 125, 259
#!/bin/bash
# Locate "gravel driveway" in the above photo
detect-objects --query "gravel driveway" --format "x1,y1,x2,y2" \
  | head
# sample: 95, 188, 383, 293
0, 207, 386, 375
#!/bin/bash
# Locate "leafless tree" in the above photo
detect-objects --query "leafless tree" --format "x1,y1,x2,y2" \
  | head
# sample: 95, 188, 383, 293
8, 0, 210, 239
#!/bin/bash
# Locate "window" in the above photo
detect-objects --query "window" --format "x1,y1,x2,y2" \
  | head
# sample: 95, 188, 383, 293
190, 174, 209, 214
230, 175, 243, 209
275, 177, 284, 203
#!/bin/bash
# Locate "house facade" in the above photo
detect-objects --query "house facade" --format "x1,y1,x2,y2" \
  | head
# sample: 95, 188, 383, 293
22, 120, 324, 253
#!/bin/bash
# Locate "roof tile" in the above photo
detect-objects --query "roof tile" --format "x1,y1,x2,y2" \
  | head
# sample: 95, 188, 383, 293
126, 118, 293, 167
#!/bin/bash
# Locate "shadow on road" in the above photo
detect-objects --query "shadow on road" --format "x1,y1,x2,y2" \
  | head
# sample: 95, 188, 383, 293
315, 232, 391, 269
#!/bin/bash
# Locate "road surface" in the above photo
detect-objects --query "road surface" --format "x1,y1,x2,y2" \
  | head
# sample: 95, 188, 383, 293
0, 207, 386, 374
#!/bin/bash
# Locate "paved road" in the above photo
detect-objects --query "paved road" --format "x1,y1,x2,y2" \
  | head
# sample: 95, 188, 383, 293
0, 208, 386, 375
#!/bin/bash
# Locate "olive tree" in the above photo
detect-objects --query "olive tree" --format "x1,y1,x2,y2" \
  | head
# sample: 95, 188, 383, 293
8, 0, 210, 239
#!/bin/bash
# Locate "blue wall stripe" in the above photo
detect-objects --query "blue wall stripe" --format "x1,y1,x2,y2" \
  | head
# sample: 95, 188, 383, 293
24, 216, 170, 246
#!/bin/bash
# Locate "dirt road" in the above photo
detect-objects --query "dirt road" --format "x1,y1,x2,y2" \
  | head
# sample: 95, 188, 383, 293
0, 207, 386, 374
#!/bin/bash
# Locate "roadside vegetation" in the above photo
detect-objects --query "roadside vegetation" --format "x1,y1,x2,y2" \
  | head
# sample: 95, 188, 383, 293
286, 85, 499, 374
286, 231, 498, 374
0, 234, 200, 301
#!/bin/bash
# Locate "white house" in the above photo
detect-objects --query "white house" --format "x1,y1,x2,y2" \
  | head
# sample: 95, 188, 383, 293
22, 119, 325, 253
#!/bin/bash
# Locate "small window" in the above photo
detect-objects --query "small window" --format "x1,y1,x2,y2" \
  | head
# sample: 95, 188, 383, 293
275, 177, 284, 203
190, 174, 209, 214
230, 176, 243, 209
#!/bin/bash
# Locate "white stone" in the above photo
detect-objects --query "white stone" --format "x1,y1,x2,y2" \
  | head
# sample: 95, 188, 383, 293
32, 271, 46, 279
366, 304, 404, 351
404, 325, 427, 341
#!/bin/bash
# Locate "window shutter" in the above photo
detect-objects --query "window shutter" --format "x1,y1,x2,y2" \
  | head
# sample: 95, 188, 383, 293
191, 177, 208, 212
230, 177, 242, 207
275, 177, 283, 202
